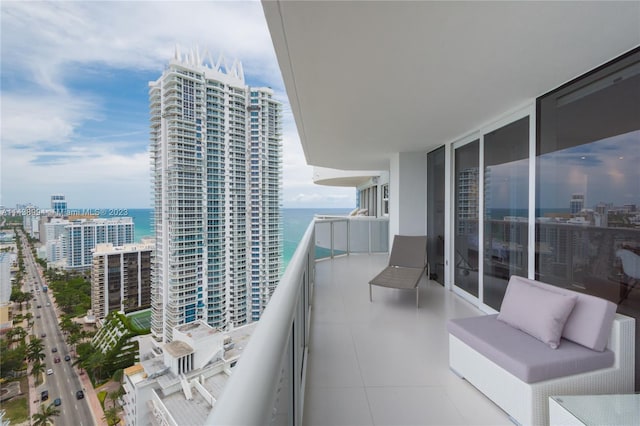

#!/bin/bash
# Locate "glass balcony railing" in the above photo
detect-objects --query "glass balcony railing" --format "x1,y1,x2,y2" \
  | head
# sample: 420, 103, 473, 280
315, 215, 389, 259
208, 215, 389, 425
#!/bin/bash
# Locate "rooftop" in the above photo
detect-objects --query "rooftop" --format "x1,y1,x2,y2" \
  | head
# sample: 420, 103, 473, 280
175, 320, 221, 341
158, 366, 230, 426
164, 340, 194, 358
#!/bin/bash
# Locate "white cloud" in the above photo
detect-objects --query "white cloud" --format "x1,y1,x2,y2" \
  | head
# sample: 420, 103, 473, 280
2, 93, 100, 147
0, 1, 356, 209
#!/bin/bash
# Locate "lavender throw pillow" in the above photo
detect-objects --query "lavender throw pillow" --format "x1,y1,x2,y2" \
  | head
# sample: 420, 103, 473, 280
497, 279, 578, 349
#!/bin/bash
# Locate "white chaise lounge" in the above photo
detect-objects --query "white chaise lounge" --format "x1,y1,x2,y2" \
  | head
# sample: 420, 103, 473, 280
448, 276, 635, 426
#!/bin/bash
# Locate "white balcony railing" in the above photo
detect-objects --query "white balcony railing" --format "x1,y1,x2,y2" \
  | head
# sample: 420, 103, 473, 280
315, 215, 389, 258
208, 215, 389, 425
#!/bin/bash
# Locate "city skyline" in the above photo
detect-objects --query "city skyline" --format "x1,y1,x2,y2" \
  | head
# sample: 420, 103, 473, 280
0, 1, 355, 209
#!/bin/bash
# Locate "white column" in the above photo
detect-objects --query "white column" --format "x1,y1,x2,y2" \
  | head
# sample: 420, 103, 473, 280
389, 151, 428, 241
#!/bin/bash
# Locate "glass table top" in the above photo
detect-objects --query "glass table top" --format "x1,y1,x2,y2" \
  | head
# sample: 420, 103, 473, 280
551, 394, 640, 426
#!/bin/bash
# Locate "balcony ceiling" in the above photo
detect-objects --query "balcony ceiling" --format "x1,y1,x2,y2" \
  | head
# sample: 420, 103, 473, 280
263, 1, 640, 171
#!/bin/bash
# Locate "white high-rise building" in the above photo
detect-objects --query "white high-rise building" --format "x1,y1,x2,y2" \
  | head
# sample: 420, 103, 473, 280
0, 253, 11, 305
150, 48, 282, 342
0, 253, 11, 332
60, 217, 135, 270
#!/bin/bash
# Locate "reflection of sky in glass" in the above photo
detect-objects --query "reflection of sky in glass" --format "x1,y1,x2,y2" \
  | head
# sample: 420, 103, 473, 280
537, 130, 640, 210
485, 158, 529, 210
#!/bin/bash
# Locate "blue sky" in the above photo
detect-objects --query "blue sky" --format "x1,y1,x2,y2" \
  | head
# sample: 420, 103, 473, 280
0, 1, 355, 209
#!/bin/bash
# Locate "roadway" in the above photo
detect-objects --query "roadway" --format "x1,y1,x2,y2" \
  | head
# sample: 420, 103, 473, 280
20, 230, 95, 426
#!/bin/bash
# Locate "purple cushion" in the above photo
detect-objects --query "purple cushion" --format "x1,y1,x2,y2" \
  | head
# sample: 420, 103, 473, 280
448, 315, 615, 383
507, 276, 617, 351
498, 278, 577, 349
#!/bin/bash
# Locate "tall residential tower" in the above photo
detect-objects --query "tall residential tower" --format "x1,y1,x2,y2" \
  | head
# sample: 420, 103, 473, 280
150, 48, 282, 342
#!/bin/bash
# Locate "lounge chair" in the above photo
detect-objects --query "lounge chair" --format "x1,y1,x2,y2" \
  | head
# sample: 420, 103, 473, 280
369, 235, 428, 307
617, 248, 640, 304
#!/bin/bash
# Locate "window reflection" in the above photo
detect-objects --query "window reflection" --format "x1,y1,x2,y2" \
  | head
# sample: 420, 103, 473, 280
536, 47, 640, 388
483, 117, 529, 310
454, 140, 479, 297
536, 130, 640, 304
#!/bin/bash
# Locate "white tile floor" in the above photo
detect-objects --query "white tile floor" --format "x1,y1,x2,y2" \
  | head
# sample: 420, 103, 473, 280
303, 253, 513, 426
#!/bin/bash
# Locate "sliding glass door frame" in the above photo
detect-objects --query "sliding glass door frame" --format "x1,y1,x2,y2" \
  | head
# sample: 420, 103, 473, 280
447, 104, 535, 313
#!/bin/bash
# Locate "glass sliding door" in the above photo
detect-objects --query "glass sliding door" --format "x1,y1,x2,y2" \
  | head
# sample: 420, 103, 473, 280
483, 117, 529, 310
454, 140, 480, 297
427, 146, 445, 285
537, 48, 640, 389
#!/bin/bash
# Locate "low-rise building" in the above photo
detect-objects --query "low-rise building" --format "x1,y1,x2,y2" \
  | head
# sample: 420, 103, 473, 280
122, 321, 254, 426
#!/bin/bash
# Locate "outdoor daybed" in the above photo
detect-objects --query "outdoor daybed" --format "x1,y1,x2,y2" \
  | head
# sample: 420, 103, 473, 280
448, 275, 635, 426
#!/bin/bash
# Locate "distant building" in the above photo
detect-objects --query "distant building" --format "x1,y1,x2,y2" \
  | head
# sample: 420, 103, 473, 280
22, 205, 41, 239
0, 253, 11, 305
570, 193, 585, 214
456, 167, 479, 235
91, 240, 153, 321
122, 321, 255, 426
44, 218, 69, 261
150, 48, 282, 342
47, 217, 134, 270
0, 253, 11, 332
51, 194, 67, 215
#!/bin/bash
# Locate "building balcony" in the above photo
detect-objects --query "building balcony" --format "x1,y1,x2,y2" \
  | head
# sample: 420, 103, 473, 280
209, 216, 510, 425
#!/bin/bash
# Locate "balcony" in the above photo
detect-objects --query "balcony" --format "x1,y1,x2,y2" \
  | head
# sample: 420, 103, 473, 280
209, 217, 510, 425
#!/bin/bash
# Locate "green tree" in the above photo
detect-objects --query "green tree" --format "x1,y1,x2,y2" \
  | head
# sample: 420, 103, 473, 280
0, 339, 26, 378
31, 360, 46, 385
103, 405, 122, 426
32, 403, 61, 426
10, 288, 32, 309
6, 326, 27, 345
27, 338, 46, 363
86, 350, 107, 382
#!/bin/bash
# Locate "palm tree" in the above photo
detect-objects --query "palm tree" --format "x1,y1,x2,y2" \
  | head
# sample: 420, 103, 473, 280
27, 338, 45, 363
103, 406, 122, 426
107, 386, 125, 409
25, 312, 33, 328
5, 327, 22, 345
31, 361, 46, 385
87, 350, 106, 381
31, 403, 60, 426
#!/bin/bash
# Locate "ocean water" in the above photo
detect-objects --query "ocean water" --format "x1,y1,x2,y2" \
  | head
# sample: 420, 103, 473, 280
282, 208, 352, 269
112, 208, 352, 267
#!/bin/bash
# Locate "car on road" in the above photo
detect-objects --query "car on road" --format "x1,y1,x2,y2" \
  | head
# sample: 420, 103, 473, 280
64, 355, 71, 361
53, 398, 61, 406
36, 315, 40, 318
54, 357, 61, 363
36, 304, 41, 308
40, 333, 46, 338
51, 347, 57, 353
41, 390, 48, 401
76, 390, 84, 400
46, 302, 51, 306
46, 368, 53, 375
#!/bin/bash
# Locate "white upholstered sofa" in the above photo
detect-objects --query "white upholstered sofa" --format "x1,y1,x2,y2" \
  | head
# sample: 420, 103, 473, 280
448, 276, 635, 426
